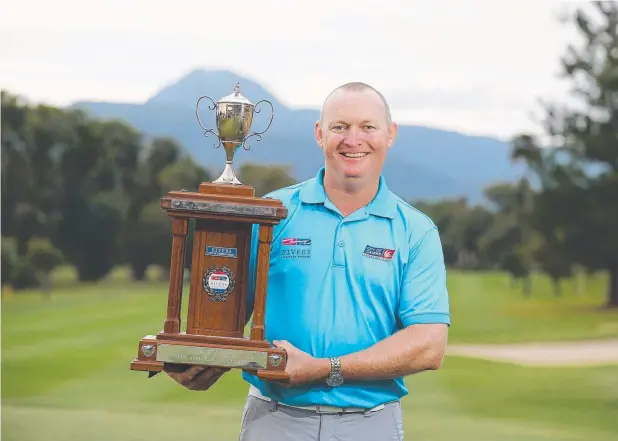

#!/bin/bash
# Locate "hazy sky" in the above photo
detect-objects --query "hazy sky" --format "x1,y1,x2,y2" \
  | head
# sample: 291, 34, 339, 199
2, 0, 581, 139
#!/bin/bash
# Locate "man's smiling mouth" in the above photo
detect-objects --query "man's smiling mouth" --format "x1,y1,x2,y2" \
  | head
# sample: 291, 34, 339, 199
340, 152, 369, 158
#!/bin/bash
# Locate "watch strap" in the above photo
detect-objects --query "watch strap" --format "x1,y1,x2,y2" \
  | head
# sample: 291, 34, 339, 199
330, 357, 341, 375
326, 357, 344, 386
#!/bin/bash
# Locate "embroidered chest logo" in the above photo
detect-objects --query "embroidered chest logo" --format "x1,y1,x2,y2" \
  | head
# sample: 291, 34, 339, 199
281, 237, 312, 259
362, 245, 395, 261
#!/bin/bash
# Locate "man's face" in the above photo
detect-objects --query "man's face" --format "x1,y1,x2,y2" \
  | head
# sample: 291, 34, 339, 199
314, 88, 397, 184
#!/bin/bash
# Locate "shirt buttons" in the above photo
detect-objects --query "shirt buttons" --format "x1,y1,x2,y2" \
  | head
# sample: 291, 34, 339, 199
338, 241, 344, 247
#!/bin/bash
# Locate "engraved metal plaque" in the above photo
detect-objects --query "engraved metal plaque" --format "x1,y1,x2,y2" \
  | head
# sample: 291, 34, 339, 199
156, 344, 268, 369
170, 199, 277, 217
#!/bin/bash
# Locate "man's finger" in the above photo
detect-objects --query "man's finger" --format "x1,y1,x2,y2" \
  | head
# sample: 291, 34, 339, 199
163, 363, 189, 374
165, 365, 204, 385
188, 367, 230, 391
273, 340, 294, 351
179, 366, 207, 385
191, 367, 226, 382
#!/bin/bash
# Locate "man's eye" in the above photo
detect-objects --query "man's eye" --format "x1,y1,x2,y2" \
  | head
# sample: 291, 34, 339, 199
364, 125, 375, 130
332, 125, 345, 130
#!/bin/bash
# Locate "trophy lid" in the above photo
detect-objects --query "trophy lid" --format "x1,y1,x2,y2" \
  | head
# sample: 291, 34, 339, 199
218, 82, 253, 106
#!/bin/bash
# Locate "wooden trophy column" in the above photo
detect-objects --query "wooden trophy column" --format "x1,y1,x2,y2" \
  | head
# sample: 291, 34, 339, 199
130, 182, 289, 382
164, 217, 189, 334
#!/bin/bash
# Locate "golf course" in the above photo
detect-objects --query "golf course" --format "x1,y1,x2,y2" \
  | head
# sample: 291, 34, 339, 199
2, 267, 617, 441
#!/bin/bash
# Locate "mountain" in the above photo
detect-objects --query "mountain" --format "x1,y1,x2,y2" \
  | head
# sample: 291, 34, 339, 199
72, 69, 525, 202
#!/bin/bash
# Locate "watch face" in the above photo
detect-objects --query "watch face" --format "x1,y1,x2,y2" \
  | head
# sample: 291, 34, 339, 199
326, 374, 344, 387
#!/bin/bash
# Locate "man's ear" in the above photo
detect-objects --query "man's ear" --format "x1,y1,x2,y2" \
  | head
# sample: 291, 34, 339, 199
314, 120, 324, 148
387, 122, 398, 149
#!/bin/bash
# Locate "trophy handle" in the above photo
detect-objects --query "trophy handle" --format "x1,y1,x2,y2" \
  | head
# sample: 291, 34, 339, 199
196, 95, 223, 149
241, 99, 274, 151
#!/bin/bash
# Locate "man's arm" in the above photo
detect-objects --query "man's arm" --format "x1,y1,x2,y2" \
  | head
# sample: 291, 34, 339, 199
338, 323, 448, 380
274, 226, 451, 385
339, 226, 450, 380
274, 323, 447, 385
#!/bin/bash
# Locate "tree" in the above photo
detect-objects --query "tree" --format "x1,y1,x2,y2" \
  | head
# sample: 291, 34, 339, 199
124, 155, 211, 280
413, 198, 469, 266
26, 237, 64, 296
481, 181, 535, 295
512, 2, 618, 307
2, 237, 21, 287
238, 163, 297, 197
56, 118, 141, 281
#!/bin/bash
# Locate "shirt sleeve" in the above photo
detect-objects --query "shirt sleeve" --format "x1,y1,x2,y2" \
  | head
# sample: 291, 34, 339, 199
397, 226, 451, 327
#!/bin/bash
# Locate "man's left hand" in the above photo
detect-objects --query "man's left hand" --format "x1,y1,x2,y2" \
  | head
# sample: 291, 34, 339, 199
273, 340, 330, 387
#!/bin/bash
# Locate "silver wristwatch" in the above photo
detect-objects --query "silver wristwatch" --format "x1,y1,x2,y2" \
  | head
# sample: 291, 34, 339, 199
325, 357, 344, 387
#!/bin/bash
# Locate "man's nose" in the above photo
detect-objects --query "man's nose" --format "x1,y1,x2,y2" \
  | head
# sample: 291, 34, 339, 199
343, 127, 363, 145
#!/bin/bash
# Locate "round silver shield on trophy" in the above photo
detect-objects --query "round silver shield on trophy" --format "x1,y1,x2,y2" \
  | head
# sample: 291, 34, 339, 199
196, 82, 274, 185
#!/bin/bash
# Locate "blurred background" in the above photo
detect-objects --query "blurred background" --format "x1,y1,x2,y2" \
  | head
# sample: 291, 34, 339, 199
2, 1, 617, 440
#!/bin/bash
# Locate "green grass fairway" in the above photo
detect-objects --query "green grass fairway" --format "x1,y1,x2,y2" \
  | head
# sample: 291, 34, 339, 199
447, 270, 618, 343
2, 270, 618, 441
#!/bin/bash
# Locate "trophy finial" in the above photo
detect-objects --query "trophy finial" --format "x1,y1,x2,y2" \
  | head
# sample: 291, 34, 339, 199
233, 82, 241, 94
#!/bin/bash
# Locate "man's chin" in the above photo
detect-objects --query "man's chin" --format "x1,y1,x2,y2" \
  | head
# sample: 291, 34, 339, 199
345, 163, 374, 176
325, 161, 371, 181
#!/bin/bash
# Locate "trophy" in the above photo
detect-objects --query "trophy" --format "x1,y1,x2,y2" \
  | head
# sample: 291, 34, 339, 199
130, 82, 289, 383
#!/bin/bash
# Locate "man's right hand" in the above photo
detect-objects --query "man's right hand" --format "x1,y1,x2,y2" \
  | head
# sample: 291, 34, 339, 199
163, 363, 230, 391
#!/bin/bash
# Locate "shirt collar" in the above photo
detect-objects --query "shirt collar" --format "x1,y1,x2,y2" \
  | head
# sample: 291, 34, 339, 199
298, 167, 327, 204
299, 167, 398, 219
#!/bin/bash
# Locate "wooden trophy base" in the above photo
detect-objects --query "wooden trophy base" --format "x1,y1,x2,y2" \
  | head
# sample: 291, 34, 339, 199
130, 333, 289, 382
130, 181, 289, 383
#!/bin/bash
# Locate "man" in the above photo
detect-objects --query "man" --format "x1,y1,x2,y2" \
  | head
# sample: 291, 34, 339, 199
165, 82, 451, 440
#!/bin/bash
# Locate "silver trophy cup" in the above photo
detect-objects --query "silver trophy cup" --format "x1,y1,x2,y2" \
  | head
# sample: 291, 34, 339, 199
196, 82, 274, 185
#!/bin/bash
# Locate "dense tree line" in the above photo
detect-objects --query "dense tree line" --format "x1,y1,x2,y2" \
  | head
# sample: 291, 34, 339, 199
1, 3, 616, 308
415, 3, 617, 308
0, 92, 295, 290
414, 180, 569, 297
516, 2, 617, 308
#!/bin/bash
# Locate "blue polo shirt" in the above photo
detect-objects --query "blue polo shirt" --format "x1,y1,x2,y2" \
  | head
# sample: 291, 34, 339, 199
241, 167, 450, 408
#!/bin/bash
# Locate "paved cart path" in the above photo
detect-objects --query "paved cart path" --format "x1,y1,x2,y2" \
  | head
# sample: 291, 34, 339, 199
447, 338, 618, 367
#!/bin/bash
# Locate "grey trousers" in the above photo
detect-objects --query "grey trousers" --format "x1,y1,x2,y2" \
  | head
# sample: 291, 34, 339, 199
238, 395, 405, 441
